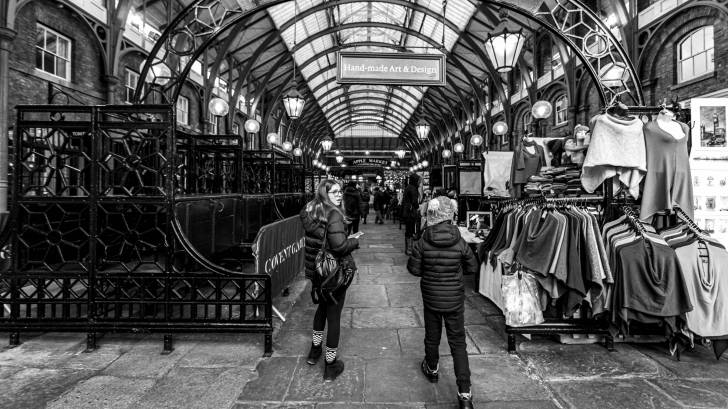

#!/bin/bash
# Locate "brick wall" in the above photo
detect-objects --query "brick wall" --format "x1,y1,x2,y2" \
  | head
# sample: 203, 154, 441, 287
8, 1, 106, 126
638, 6, 728, 104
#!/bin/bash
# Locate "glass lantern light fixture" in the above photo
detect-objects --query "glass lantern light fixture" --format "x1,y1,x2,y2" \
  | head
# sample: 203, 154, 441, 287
321, 136, 333, 151
470, 134, 484, 146
531, 100, 553, 119
335, 155, 344, 163
453, 142, 465, 153
483, 27, 526, 73
282, 141, 293, 151
266, 132, 278, 144
422, 160, 429, 167
312, 159, 319, 166
395, 147, 406, 159
293, 147, 303, 156
442, 148, 452, 158
492, 121, 509, 136
416, 118, 430, 140
244, 118, 260, 133
208, 97, 229, 117
283, 87, 305, 119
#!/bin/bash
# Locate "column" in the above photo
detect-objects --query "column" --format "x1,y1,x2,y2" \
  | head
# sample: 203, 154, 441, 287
106, 75, 120, 105
0, 27, 17, 222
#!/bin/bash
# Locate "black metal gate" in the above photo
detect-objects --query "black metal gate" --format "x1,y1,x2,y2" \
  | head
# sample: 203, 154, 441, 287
0, 105, 272, 354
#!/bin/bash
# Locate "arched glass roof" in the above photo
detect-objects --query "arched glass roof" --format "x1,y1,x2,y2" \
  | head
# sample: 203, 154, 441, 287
267, 0, 477, 136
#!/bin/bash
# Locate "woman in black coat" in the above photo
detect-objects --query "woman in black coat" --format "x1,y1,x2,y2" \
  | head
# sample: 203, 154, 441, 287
401, 174, 421, 254
342, 181, 362, 234
300, 179, 360, 382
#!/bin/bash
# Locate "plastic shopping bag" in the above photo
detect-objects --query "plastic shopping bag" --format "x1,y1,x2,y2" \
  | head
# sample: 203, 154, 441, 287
502, 270, 544, 327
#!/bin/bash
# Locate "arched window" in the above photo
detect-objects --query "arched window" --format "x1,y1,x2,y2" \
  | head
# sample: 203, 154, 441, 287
678, 26, 714, 83
537, 37, 551, 77
555, 96, 568, 125
551, 44, 562, 72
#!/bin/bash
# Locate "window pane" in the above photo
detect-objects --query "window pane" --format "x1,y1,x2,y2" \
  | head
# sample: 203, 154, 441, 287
681, 59, 693, 80
694, 52, 707, 76
44, 52, 55, 75
692, 31, 704, 53
708, 49, 715, 71
706, 26, 714, 49
56, 57, 67, 79
46, 34, 57, 54
57, 38, 70, 59
36, 28, 45, 48
35, 49, 43, 70
680, 38, 691, 59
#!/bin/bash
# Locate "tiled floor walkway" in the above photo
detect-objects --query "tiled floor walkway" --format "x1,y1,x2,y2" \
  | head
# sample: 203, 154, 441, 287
1, 217, 727, 408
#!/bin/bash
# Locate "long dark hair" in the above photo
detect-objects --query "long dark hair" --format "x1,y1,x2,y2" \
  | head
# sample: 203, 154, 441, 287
305, 179, 345, 224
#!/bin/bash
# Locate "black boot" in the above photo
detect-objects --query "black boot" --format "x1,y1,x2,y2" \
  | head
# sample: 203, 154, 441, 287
405, 237, 412, 255
306, 343, 322, 365
457, 390, 474, 409
323, 359, 345, 381
420, 359, 438, 383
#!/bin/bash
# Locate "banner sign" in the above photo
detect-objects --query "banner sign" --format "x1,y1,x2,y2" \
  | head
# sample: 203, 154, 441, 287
352, 158, 388, 166
337, 52, 447, 86
253, 216, 306, 297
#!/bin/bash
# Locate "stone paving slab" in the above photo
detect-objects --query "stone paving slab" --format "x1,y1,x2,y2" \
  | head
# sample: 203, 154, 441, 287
0, 332, 86, 369
285, 356, 366, 402
364, 358, 438, 402
2, 368, 94, 409
273, 330, 312, 357
193, 367, 259, 409
461, 356, 552, 402
356, 266, 419, 285
464, 325, 507, 354
240, 357, 300, 402
46, 375, 155, 409
352, 307, 421, 328
647, 379, 728, 408
386, 283, 423, 308
319, 404, 425, 409
549, 379, 682, 409
133, 367, 226, 408
176, 334, 265, 368
518, 342, 664, 381
233, 403, 316, 409
345, 285, 389, 308
339, 328, 401, 358
633, 342, 728, 379
101, 339, 196, 379
397, 328, 480, 356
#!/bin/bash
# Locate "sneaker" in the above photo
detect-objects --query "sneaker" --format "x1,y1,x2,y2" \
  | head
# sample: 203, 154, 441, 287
457, 391, 474, 409
420, 359, 438, 383
306, 344, 322, 365
323, 359, 344, 381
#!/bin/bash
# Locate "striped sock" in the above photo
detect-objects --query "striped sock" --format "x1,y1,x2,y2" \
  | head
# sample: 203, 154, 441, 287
312, 330, 324, 347
325, 346, 337, 363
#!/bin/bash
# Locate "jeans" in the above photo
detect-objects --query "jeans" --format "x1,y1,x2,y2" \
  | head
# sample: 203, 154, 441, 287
404, 218, 416, 238
313, 289, 347, 348
375, 210, 383, 223
423, 306, 471, 392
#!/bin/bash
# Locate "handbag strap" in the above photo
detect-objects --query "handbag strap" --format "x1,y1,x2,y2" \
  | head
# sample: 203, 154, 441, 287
320, 222, 329, 251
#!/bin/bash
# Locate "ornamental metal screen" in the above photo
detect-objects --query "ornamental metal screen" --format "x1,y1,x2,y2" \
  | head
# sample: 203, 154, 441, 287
1, 105, 273, 354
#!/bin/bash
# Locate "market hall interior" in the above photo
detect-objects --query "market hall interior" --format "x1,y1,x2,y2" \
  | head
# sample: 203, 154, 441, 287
2, 0, 728, 408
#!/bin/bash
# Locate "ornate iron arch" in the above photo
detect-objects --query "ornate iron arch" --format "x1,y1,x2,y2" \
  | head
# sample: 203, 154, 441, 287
134, 0, 644, 114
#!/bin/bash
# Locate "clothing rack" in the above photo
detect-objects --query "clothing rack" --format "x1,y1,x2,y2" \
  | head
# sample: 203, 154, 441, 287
497, 193, 614, 353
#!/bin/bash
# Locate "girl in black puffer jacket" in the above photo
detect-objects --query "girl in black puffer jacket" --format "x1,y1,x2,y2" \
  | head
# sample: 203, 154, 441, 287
300, 179, 360, 382
407, 196, 478, 409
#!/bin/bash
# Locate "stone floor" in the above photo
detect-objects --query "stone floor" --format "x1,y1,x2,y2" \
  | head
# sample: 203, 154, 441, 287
1, 217, 727, 408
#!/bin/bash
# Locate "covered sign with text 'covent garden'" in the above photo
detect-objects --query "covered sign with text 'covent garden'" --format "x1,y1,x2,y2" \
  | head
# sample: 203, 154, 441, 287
336, 52, 446, 86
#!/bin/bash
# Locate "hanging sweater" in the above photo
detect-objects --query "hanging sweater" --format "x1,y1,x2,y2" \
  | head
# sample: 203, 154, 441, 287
674, 241, 728, 337
581, 114, 646, 198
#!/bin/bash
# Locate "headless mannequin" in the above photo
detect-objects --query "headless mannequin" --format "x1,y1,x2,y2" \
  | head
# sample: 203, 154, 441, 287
656, 110, 685, 140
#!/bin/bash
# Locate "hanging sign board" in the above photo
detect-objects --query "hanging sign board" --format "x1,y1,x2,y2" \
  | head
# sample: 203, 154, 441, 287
352, 158, 389, 166
337, 52, 447, 86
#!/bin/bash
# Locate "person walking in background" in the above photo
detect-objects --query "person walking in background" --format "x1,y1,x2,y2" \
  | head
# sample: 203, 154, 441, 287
448, 190, 459, 224
407, 196, 479, 409
373, 187, 386, 224
343, 181, 362, 235
401, 174, 420, 255
300, 179, 361, 382
360, 187, 371, 224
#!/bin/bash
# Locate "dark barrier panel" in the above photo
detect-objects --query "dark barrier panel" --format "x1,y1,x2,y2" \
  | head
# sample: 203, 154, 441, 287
253, 216, 305, 298
1, 105, 273, 354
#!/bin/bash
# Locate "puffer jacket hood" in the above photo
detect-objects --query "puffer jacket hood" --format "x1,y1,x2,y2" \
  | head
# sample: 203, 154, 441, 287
422, 222, 461, 247
406, 220, 479, 312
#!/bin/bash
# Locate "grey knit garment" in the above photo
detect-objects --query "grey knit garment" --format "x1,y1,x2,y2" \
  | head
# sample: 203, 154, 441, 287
426, 196, 454, 226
